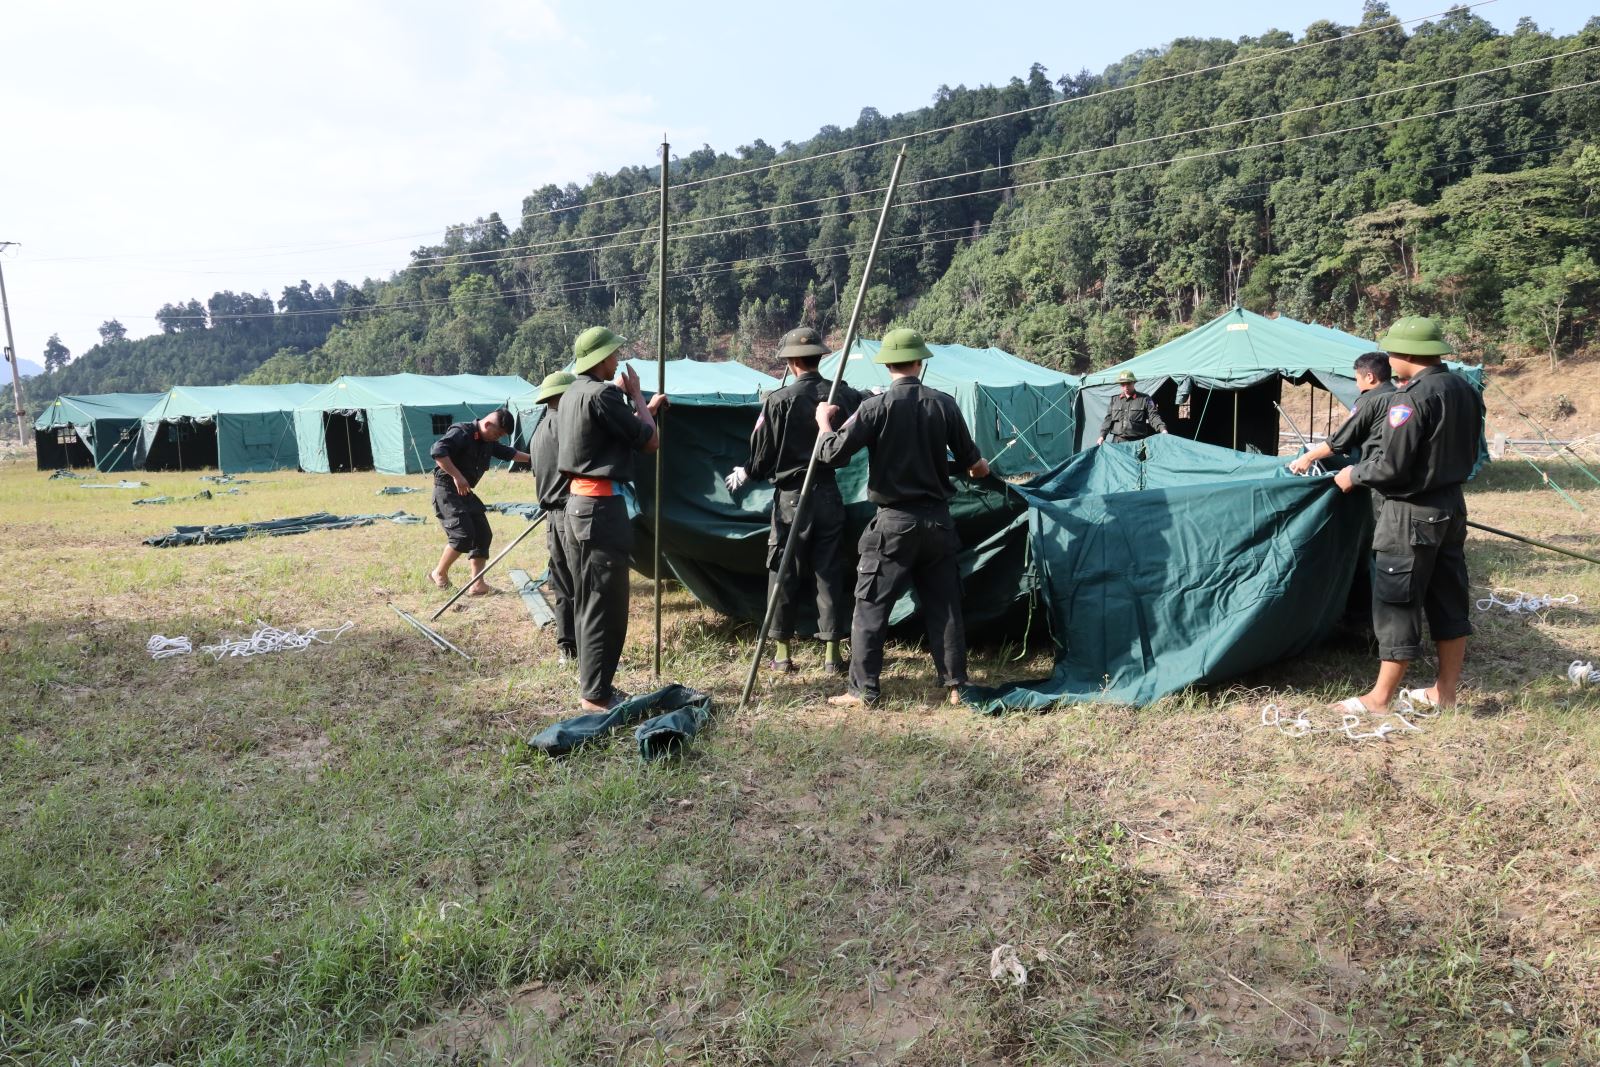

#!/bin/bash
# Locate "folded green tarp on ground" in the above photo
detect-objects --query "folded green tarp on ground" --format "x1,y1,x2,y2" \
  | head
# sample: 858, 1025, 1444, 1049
144, 511, 424, 547
486, 501, 543, 520
961, 435, 1371, 711
133, 489, 241, 505
529, 684, 712, 761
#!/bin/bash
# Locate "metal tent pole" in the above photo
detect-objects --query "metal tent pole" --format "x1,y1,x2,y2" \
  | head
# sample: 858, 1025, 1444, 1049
654, 136, 669, 680
736, 145, 908, 714
0, 247, 26, 443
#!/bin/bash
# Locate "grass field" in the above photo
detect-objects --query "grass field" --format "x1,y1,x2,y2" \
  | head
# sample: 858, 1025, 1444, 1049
1, 456, 1597, 1066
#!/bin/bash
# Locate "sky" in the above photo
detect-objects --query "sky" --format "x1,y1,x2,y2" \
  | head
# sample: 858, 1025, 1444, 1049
2, 0, 1593, 369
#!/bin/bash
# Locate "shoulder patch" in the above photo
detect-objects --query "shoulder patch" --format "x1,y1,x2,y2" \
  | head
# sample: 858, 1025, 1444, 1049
1388, 404, 1414, 429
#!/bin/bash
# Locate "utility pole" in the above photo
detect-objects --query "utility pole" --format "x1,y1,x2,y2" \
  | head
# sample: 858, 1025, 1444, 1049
0, 243, 26, 444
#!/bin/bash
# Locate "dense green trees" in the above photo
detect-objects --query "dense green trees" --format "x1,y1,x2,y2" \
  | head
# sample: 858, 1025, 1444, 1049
17, 7, 1600, 415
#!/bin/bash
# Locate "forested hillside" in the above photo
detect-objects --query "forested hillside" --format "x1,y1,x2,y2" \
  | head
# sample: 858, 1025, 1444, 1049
17, 3, 1600, 412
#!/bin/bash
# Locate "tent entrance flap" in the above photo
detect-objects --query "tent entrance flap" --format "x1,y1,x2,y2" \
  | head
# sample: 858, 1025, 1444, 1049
1173, 378, 1282, 453
324, 411, 374, 472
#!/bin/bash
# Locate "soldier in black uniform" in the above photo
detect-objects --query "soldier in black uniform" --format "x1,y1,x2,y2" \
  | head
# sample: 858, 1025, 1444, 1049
530, 371, 577, 663
1097, 370, 1168, 445
1288, 352, 1396, 476
428, 408, 530, 595
815, 328, 989, 707
726, 326, 862, 675
557, 326, 668, 712
1333, 317, 1483, 712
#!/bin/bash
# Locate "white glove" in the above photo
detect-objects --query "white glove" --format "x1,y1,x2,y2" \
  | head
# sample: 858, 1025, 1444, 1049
724, 466, 749, 492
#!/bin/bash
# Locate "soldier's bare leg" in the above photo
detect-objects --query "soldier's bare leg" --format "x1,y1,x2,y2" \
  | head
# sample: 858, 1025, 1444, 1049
431, 547, 461, 588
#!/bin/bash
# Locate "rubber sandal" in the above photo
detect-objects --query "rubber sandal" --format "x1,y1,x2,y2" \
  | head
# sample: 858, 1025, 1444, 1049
1402, 687, 1438, 708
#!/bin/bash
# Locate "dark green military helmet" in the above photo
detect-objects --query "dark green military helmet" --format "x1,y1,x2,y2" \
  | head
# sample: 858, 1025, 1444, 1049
777, 326, 830, 361
1115, 370, 1137, 385
536, 371, 577, 404
573, 325, 627, 373
873, 327, 934, 365
1377, 316, 1453, 358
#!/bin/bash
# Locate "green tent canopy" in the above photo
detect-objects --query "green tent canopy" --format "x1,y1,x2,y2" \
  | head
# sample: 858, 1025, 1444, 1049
138, 384, 320, 473
33, 392, 163, 472
819, 340, 1079, 477
1080, 307, 1370, 454
294, 374, 536, 474
963, 435, 1372, 711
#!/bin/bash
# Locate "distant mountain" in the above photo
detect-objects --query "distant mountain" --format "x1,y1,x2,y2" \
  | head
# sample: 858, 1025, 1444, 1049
0, 357, 43, 385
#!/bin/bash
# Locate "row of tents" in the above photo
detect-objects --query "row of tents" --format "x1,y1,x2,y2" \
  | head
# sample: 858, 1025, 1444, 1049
34, 307, 1479, 477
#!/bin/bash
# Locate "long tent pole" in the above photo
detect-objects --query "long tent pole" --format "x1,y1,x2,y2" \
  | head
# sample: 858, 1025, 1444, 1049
736, 145, 908, 714
0, 246, 25, 444
654, 137, 669, 680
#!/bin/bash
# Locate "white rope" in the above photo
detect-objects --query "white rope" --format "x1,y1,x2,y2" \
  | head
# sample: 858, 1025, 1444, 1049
199, 621, 354, 661
1260, 692, 1438, 743
1475, 588, 1578, 614
146, 635, 193, 659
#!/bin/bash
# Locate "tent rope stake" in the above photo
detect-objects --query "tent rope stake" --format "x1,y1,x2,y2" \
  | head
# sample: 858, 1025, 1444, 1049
737, 145, 908, 714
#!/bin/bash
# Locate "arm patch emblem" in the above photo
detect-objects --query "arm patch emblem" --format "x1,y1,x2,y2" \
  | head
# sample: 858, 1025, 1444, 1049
1388, 404, 1413, 428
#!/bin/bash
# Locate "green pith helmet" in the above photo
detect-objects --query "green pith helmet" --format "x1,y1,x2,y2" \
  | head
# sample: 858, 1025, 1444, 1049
777, 326, 830, 361
1116, 370, 1137, 385
873, 327, 934, 365
536, 371, 577, 404
1377, 316, 1453, 358
573, 325, 627, 374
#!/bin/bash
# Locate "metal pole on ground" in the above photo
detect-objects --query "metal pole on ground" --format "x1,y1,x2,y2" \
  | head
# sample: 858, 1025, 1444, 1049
429, 512, 547, 620
0, 245, 27, 443
654, 136, 669, 681
1467, 519, 1600, 567
736, 145, 909, 714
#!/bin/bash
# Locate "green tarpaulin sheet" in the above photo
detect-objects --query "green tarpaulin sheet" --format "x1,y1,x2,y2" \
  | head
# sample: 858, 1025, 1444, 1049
529, 684, 713, 761
961, 435, 1372, 711
144, 510, 423, 547
294, 373, 537, 474
34, 392, 164, 472
138, 384, 320, 474
820, 341, 1078, 478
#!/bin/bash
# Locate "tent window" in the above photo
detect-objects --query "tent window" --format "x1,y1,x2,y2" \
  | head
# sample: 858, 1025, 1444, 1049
431, 414, 454, 435
56, 428, 78, 445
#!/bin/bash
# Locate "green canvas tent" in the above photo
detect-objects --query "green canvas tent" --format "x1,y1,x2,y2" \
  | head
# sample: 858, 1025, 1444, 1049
963, 435, 1372, 711
819, 340, 1079, 477
138, 384, 320, 473
1080, 307, 1369, 454
294, 374, 536, 474
33, 392, 162, 472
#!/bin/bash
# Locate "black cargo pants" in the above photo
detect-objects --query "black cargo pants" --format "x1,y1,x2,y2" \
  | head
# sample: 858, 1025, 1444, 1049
544, 507, 576, 657
848, 503, 967, 703
560, 494, 632, 704
1371, 488, 1472, 662
767, 482, 847, 642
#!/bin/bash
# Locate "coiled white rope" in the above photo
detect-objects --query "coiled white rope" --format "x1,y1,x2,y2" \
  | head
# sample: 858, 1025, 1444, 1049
200, 621, 354, 660
146, 635, 193, 659
1260, 692, 1439, 743
1475, 589, 1579, 614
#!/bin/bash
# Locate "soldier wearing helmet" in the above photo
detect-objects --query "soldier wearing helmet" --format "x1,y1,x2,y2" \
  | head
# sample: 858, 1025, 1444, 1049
557, 326, 670, 711
814, 328, 989, 708
726, 326, 862, 676
1332, 316, 1483, 715
1097, 370, 1168, 445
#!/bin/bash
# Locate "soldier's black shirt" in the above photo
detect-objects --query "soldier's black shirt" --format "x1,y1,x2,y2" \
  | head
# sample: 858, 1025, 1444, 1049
430, 421, 516, 489
746, 371, 863, 492
1100, 391, 1167, 441
1350, 364, 1483, 502
1326, 380, 1397, 462
530, 409, 569, 511
817, 376, 982, 508
556, 376, 653, 484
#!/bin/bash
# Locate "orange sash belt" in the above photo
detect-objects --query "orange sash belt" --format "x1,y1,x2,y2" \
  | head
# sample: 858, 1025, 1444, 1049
569, 476, 619, 497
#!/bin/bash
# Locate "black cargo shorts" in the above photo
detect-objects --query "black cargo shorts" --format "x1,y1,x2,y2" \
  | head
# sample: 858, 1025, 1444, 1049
433, 483, 492, 559
1370, 489, 1471, 662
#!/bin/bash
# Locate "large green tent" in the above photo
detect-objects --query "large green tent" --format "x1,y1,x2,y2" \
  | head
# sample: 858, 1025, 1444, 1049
1080, 307, 1369, 454
819, 340, 1079, 477
294, 374, 536, 474
33, 392, 163, 472
138, 384, 321, 473
963, 435, 1372, 711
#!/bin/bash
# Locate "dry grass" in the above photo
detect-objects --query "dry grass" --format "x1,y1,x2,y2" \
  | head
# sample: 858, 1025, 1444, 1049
1, 456, 1597, 1066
